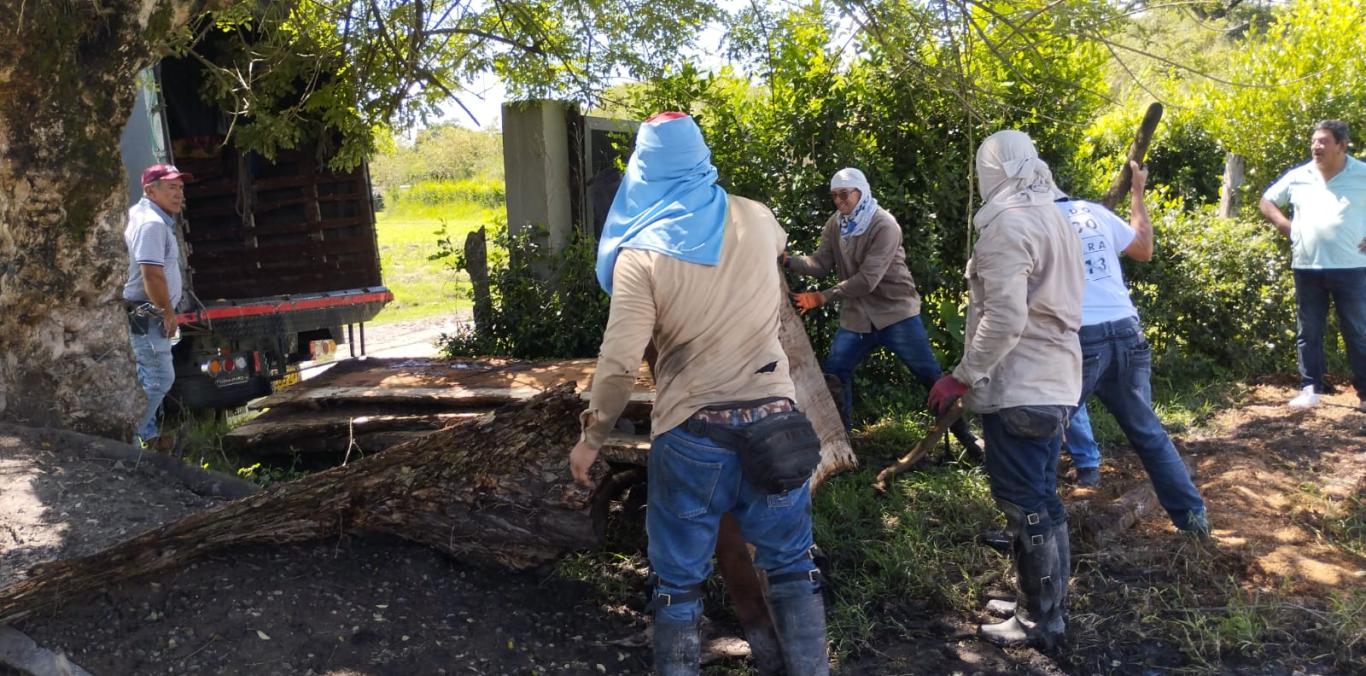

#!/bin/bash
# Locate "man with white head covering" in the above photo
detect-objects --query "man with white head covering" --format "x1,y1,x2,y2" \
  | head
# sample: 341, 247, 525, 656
784, 167, 982, 453
570, 113, 829, 675
927, 130, 1084, 650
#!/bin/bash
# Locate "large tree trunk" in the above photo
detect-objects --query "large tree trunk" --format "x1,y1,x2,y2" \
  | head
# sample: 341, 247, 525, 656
0, 383, 603, 622
0, 1, 216, 438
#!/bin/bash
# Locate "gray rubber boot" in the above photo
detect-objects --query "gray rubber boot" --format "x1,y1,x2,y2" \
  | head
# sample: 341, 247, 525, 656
742, 623, 788, 676
979, 501, 1067, 650
652, 616, 701, 676
767, 577, 830, 676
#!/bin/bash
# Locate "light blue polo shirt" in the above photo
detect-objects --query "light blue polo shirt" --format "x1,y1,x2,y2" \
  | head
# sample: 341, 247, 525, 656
122, 197, 183, 309
1263, 156, 1366, 270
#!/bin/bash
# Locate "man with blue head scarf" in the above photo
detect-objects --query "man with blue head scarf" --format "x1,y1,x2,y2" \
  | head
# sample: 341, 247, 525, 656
570, 113, 830, 675
784, 168, 983, 454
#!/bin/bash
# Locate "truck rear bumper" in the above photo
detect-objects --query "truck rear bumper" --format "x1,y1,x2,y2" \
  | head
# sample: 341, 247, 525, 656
176, 287, 393, 340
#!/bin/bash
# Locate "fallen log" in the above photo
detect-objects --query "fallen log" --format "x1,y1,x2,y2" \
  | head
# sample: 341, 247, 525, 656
0, 384, 607, 622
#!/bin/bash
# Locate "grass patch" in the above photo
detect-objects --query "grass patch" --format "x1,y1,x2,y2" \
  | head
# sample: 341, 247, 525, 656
371, 200, 502, 325
814, 464, 1001, 654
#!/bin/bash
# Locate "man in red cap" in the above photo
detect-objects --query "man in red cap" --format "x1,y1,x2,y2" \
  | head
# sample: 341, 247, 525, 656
123, 163, 192, 452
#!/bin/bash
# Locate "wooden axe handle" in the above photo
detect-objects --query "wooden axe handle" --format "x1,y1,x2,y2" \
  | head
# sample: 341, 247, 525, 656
1100, 102, 1164, 210
873, 400, 964, 494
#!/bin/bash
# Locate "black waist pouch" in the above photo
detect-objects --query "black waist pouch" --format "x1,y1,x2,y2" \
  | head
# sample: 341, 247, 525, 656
741, 410, 823, 493
127, 312, 152, 336
688, 409, 823, 494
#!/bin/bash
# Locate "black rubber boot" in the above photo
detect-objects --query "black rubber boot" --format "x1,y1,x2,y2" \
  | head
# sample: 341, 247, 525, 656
768, 576, 830, 676
652, 616, 701, 676
979, 500, 1067, 650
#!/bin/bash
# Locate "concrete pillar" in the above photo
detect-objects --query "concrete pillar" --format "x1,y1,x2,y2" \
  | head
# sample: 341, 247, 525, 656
501, 100, 575, 256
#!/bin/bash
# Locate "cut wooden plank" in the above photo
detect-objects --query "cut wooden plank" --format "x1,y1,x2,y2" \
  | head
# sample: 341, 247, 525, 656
254, 357, 656, 411
226, 410, 483, 446
251, 385, 546, 410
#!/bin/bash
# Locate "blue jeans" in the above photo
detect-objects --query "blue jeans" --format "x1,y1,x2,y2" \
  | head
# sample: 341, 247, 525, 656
130, 327, 176, 443
647, 423, 818, 623
1074, 317, 1206, 530
824, 315, 945, 423
982, 410, 1067, 538
1063, 403, 1100, 470
1294, 268, 1366, 399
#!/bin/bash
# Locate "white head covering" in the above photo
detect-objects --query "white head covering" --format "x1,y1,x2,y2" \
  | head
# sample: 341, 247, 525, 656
830, 167, 879, 239
973, 130, 1065, 230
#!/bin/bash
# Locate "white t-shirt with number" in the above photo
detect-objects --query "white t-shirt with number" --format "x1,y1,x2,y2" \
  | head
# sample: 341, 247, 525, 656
1055, 200, 1138, 326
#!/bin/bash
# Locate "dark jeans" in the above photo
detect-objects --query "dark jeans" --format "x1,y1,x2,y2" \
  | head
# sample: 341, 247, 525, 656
824, 315, 974, 442
982, 409, 1068, 538
1075, 317, 1207, 530
646, 423, 818, 623
1294, 268, 1366, 399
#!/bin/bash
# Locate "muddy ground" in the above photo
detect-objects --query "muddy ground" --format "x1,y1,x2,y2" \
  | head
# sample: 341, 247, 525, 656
1, 378, 1363, 675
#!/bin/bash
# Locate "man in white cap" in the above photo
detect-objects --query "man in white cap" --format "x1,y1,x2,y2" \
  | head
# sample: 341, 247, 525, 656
123, 163, 191, 452
784, 167, 982, 453
927, 130, 1083, 650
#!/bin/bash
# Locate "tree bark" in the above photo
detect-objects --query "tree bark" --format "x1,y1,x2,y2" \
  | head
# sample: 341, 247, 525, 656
0, 384, 605, 622
0, 0, 220, 438
465, 226, 494, 340
778, 279, 857, 486
1100, 102, 1164, 210
1217, 152, 1245, 218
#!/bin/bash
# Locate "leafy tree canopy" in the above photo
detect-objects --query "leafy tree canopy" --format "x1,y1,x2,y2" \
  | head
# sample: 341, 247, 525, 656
177, 0, 721, 167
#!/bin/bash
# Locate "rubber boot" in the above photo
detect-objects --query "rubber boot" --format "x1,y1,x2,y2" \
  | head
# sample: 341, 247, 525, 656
768, 576, 830, 676
652, 616, 701, 676
980, 501, 1067, 650
983, 522, 1070, 623
742, 623, 788, 676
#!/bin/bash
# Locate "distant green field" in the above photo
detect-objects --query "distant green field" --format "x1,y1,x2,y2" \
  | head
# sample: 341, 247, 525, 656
370, 201, 501, 325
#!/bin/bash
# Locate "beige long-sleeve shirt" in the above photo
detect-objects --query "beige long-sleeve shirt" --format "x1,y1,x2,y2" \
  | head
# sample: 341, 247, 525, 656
953, 204, 1084, 413
786, 208, 922, 332
580, 195, 798, 448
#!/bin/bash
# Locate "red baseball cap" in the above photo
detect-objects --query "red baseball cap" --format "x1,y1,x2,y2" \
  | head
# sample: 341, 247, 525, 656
140, 163, 193, 187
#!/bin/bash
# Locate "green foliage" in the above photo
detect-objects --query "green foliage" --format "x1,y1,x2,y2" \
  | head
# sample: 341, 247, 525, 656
371, 125, 504, 189
1198, 0, 1366, 198
623, 0, 1113, 374
1126, 196, 1296, 379
188, 0, 723, 169
435, 224, 610, 359
383, 178, 505, 215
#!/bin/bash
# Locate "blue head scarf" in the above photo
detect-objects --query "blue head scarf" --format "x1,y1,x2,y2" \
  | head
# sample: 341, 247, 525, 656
595, 114, 729, 294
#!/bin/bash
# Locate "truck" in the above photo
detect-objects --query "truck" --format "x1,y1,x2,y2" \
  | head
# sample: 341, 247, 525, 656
119, 56, 391, 410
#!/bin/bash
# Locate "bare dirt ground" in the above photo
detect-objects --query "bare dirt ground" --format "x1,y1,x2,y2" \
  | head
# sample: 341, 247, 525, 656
2, 379, 1362, 675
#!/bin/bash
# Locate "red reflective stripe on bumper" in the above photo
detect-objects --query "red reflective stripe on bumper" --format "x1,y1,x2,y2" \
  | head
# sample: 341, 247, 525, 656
175, 290, 393, 323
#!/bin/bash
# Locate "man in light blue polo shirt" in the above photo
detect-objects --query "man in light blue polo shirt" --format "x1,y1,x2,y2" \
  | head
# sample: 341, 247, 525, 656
123, 163, 190, 451
1260, 119, 1366, 410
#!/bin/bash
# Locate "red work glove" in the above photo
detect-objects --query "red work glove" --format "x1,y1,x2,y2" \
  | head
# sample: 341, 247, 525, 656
927, 375, 969, 414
